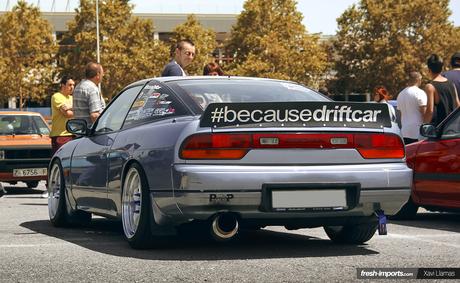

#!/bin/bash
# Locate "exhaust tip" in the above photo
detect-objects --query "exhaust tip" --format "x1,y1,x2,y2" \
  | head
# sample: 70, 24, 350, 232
210, 213, 239, 241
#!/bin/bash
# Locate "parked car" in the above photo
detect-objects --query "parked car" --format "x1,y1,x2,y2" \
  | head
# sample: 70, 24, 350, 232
393, 107, 460, 219
47, 77, 412, 248
0, 111, 52, 188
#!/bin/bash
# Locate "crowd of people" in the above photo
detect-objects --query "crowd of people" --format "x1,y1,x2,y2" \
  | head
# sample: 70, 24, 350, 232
49, 39, 460, 160
388, 53, 459, 144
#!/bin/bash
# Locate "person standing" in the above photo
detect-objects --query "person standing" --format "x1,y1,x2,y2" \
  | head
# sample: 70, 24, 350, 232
396, 72, 427, 144
373, 85, 396, 119
161, 39, 196, 77
442, 52, 460, 99
203, 62, 224, 76
50, 75, 75, 154
73, 62, 105, 127
423, 54, 459, 126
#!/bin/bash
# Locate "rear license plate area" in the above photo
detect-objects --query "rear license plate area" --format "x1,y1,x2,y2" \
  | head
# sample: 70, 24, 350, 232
260, 183, 360, 212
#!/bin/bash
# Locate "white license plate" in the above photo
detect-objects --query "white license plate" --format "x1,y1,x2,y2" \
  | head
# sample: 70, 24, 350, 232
272, 189, 347, 209
13, 168, 47, 177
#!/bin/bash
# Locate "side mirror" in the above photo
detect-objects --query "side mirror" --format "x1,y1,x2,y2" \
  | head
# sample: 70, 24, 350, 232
419, 124, 439, 139
66, 119, 89, 136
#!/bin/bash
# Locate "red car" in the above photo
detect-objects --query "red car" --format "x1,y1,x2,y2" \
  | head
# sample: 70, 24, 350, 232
394, 107, 460, 219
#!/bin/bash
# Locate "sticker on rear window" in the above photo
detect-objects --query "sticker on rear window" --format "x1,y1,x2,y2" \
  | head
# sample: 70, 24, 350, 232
200, 102, 392, 129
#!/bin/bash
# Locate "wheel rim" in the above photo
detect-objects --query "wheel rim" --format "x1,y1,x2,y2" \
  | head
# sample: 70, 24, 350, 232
122, 167, 142, 239
48, 163, 61, 219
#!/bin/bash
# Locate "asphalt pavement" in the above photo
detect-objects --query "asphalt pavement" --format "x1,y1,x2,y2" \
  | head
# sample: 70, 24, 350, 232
0, 182, 459, 282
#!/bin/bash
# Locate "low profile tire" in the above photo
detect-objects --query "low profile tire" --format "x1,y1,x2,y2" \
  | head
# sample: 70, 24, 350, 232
389, 197, 419, 220
122, 163, 155, 249
48, 161, 91, 227
324, 222, 378, 244
26, 181, 39, 189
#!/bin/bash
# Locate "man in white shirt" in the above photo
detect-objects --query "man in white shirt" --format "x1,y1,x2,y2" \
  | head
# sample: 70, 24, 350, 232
397, 71, 427, 144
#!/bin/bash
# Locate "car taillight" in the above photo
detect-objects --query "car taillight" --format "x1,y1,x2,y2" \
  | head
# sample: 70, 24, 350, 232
180, 132, 405, 160
354, 133, 405, 159
180, 134, 251, 159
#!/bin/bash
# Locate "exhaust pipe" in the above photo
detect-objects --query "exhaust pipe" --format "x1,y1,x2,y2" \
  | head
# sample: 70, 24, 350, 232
210, 213, 239, 241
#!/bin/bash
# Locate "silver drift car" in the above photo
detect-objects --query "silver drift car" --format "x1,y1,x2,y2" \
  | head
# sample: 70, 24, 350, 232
47, 77, 412, 249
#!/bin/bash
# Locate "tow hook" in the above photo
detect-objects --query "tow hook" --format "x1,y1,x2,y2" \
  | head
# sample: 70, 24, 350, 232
376, 210, 387, 235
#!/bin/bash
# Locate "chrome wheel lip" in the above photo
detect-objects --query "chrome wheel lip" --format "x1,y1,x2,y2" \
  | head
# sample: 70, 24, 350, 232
48, 163, 61, 219
122, 167, 142, 239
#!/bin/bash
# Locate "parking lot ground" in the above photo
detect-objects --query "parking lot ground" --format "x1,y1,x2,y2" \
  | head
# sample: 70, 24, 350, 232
0, 182, 459, 282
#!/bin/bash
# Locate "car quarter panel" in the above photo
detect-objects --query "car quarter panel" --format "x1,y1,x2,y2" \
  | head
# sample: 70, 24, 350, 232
106, 116, 196, 217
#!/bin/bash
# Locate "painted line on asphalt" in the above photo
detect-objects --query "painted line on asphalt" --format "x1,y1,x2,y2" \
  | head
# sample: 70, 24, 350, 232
0, 239, 122, 248
385, 233, 460, 248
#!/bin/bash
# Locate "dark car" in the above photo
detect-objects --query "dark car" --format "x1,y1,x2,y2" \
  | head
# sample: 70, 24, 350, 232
394, 107, 460, 219
0, 111, 52, 188
47, 77, 411, 248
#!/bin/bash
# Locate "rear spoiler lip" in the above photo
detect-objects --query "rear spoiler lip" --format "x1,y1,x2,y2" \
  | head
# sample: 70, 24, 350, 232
209, 127, 387, 133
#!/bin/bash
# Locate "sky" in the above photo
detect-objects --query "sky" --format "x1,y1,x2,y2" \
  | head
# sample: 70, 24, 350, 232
2, 0, 460, 35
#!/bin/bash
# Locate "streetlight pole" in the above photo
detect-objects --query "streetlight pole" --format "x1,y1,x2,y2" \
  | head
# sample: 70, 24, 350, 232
96, 0, 100, 64
95, 0, 102, 94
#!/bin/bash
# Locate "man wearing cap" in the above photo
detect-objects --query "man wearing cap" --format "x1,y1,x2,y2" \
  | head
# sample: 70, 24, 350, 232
443, 52, 460, 100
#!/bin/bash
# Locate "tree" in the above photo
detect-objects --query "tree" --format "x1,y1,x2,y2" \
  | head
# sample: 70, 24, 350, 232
0, 1, 57, 108
225, 0, 327, 88
59, 0, 169, 100
170, 14, 217, 75
333, 0, 460, 96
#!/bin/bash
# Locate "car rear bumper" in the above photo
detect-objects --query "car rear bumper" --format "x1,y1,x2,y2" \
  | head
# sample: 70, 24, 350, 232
150, 163, 412, 226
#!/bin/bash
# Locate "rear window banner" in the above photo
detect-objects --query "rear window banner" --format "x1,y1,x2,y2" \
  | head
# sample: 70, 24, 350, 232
200, 102, 392, 128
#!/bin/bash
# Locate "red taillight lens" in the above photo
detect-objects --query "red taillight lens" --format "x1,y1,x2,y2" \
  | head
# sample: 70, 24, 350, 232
180, 134, 251, 159
354, 133, 405, 159
180, 132, 405, 160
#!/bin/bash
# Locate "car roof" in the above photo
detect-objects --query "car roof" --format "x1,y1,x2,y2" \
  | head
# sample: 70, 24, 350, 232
0, 111, 43, 116
125, 76, 305, 89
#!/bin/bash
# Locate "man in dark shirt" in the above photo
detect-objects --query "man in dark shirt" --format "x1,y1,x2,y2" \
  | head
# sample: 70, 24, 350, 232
161, 39, 196, 77
443, 52, 460, 100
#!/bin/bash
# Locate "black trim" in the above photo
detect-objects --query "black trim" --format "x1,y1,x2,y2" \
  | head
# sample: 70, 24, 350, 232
415, 172, 460, 182
259, 183, 360, 212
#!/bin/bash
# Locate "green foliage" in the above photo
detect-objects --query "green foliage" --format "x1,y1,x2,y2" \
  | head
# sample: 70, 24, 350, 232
225, 0, 327, 87
333, 0, 460, 96
0, 1, 57, 107
170, 14, 217, 75
60, 0, 169, 100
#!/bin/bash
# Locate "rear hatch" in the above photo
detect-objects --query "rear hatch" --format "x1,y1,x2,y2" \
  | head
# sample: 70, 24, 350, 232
179, 101, 404, 165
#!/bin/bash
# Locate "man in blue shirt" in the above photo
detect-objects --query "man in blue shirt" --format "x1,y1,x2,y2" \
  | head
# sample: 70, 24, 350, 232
161, 39, 196, 77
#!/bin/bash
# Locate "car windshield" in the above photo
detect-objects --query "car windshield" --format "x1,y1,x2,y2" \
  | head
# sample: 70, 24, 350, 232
0, 114, 50, 135
172, 79, 328, 109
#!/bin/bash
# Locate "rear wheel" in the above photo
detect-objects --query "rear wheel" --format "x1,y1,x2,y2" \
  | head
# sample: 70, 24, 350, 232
122, 163, 154, 249
48, 161, 91, 227
324, 222, 378, 244
26, 181, 39, 189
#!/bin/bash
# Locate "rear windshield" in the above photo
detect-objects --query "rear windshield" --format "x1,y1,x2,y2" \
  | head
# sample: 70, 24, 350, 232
173, 79, 328, 109
0, 115, 50, 135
